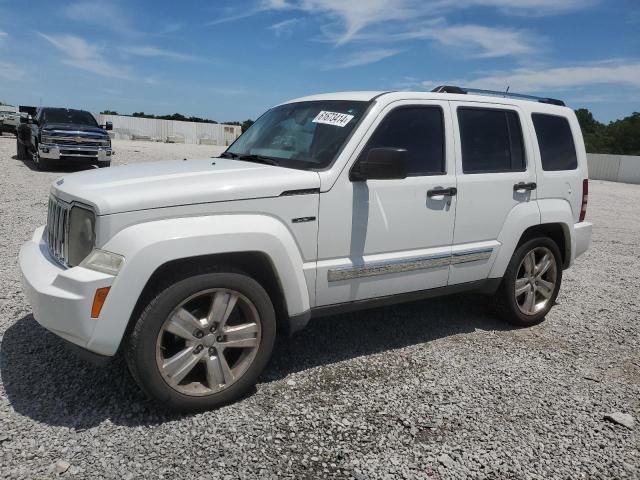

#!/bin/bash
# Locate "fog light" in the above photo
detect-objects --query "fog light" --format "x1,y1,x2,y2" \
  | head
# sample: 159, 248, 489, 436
106, 151, 112, 156
91, 287, 111, 319
42, 147, 49, 153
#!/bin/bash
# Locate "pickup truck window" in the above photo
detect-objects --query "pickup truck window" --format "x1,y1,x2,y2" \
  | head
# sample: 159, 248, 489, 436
359, 106, 445, 176
225, 100, 369, 169
532, 113, 578, 171
41, 109, 99, 127
459, 107, 525, 174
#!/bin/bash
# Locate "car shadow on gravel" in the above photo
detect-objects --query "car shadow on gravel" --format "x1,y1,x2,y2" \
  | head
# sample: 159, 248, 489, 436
1, 295, 511, 428
1, 315, 186, 428
263, 293, 510, 382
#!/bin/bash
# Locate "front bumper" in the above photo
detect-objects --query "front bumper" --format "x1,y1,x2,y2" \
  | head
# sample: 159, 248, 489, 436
39, 143, 112, 162
19, 226, 115, 355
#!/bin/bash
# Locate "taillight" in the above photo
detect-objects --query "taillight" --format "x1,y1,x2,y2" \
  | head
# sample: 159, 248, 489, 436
579, 179, 588, 222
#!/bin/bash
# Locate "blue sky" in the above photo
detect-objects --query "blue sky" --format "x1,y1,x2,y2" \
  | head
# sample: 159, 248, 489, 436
0, 0, 638, 122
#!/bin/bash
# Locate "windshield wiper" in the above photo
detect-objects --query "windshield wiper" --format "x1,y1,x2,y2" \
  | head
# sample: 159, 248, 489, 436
218, 151, 238, 159
236, 154, 280, 166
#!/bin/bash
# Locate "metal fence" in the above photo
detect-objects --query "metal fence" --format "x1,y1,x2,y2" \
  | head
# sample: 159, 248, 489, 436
587, 153, 640, 184
96, 114, 242, 146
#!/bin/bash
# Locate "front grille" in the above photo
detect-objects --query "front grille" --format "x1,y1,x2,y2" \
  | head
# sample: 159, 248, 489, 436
53, 139, 107, 147
47, 196, 70, 266
43, 131, 109, 147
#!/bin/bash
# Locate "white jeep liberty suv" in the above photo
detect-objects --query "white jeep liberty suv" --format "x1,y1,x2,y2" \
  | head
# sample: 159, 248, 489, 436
19, 87, 592, 411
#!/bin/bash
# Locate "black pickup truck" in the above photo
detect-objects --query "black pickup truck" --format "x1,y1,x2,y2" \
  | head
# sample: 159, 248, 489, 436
16, 107, 113, 170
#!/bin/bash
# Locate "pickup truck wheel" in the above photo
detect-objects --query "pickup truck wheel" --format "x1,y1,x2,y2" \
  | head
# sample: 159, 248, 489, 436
32, 144, 47, 170
495, 237, 562, 326
97, 161, 111, 168
125, 272, 276, 412
16, 139, 28, 160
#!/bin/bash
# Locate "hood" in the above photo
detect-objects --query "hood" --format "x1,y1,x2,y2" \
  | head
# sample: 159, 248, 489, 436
42, 123, 109, 136
51, 158, 321, 215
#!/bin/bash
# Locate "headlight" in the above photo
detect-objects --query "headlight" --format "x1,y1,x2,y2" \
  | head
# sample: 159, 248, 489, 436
80, 249, 125, 275
67, 206, 95, 266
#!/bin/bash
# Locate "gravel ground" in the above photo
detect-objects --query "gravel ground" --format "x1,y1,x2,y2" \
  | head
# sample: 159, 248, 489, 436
0, 133, 638, 479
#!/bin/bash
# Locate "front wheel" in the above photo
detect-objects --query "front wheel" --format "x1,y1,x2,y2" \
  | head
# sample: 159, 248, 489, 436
495, 237, 562, 326
32, 143, 47, 170
125, 271, 276, 412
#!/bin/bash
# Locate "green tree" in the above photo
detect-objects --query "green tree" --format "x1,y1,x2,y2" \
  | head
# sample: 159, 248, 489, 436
575, 109, 640, 155
241, 119, 254, 133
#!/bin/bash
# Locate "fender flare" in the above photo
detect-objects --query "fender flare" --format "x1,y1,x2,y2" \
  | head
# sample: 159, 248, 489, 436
536, 199, 575, 267
87, 214, 310, 355
489, 201, 540, 278
489, 199, 574, 278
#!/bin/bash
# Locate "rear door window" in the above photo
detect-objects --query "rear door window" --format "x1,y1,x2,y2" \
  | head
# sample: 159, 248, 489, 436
532, 114, 578, 171
458, 108, 525, 173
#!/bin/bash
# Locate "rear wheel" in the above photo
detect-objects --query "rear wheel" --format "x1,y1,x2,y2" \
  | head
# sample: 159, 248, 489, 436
125, 271, 276, 412
495, 237, 562, 326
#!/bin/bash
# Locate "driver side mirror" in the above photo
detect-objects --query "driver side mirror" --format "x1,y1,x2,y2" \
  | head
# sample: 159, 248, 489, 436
350, 148, 407, 181
104, 121, 113, 131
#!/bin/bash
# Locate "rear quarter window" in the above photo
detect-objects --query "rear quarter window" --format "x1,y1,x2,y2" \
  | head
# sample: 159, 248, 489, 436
532, 113, 578, 171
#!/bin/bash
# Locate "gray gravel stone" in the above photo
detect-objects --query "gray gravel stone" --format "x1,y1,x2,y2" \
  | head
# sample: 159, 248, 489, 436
604, 412, 635, 430
0, 135, 639, 479
54, 459, 70, 474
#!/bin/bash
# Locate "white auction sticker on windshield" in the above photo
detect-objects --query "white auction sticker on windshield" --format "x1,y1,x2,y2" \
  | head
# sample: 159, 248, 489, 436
312, 111, 355, 127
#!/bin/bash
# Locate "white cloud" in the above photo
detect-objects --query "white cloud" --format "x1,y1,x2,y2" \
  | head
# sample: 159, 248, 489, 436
160, 23, 184, 34
258, 0, 595, 44
122, 46, 201, 62
269, 18, 301, 36
39, 33, 130, 79
64, 1, 133, 35
418, 60, 640, 93
460, 60, 640, 91
0, 31, 7, 36
328, 48, 402, 69
410, 24, 536, 58
0, 61, 24, 81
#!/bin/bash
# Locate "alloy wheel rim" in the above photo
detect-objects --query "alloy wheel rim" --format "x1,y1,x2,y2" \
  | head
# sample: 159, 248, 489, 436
514, 246, 557, 316
155, 288, 262, 396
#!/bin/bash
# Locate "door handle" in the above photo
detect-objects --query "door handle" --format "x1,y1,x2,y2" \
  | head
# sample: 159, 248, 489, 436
427, 187, 457, 198
513, 182, 537, 192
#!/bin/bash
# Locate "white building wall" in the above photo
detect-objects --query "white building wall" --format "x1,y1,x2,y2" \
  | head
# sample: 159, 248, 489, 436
96, 114, 241, 146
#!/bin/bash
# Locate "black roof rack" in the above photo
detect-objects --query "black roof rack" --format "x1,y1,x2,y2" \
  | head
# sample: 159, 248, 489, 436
431, 85, 565, 107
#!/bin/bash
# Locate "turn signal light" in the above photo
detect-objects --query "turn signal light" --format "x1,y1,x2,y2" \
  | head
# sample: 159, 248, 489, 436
91, 287, 111, 319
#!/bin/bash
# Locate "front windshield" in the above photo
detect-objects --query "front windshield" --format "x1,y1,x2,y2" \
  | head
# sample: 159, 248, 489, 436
226, 100, 369, 169
42, 109, 98, 126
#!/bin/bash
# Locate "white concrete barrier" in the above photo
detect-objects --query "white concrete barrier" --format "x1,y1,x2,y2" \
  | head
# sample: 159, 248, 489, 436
96, 114, 241, 146
587, 153, 640, 185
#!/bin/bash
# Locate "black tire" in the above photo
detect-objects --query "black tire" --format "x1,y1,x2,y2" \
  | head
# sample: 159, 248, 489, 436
16, 139, 26, 160
97, 161, 111, 168
125, 271, 276, 412
32, 141, 45, 170
494, 237, 563, 326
